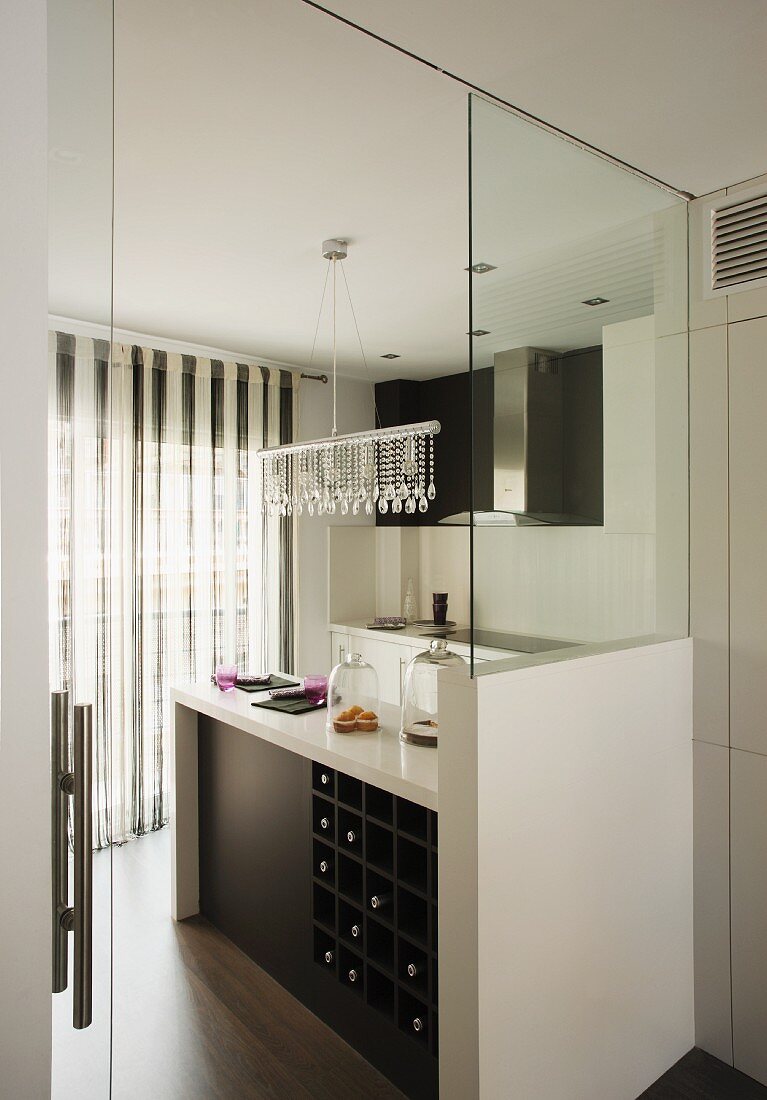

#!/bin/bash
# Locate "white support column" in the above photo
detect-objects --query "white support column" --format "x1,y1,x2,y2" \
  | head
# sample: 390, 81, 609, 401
170, 701, 200, 921
438, 667, 480, 1100
475, 639, 693, 1099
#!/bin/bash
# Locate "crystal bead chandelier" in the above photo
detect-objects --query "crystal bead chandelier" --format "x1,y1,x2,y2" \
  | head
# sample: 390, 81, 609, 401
260, 239, 440, 518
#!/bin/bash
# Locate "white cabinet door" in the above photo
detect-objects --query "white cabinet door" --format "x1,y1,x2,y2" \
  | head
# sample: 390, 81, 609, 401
729, 317, 767, 755
352, 636, 408, 707
330, 631, 350, 669
330, 633, 407, 705
399, 646, 424, 707
731, 747, 767, 1086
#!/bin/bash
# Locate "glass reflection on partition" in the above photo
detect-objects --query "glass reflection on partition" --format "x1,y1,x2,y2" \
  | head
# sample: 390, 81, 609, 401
468, 94, 688, 666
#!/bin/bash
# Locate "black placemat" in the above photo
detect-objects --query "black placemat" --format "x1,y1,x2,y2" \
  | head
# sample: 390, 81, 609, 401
235, 674, 299, 693
251, 695, 326, 715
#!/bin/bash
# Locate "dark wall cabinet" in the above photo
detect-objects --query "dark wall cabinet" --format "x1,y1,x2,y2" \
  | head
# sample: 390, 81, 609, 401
374, 373, 493, 526
375, 348, 602, 527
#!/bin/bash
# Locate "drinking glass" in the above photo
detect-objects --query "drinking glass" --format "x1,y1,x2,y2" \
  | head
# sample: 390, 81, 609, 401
215, 664, 238, 692
432, 592, 448, 626
304, 675, 328, 706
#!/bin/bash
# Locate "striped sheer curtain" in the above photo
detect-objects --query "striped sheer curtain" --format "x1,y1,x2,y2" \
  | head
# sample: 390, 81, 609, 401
48, 331, 298, 846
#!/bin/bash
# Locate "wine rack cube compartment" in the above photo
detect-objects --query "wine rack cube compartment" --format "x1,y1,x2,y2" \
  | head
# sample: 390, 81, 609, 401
311, 768, 438, 1057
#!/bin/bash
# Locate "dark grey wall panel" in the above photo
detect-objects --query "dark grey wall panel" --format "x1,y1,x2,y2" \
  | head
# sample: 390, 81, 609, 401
197, 716, 438, 1099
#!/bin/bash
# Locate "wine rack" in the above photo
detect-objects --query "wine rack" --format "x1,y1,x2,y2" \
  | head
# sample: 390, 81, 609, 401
311, 761, 439, 1057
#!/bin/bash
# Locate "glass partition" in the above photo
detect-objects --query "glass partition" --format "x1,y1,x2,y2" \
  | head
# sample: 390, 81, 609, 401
468, 94, 689, 668
48, 0, 114, 1093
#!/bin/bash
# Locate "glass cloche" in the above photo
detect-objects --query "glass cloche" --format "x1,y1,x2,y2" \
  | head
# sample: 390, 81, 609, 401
327, 652, 380, 734
400, 639, 466, 746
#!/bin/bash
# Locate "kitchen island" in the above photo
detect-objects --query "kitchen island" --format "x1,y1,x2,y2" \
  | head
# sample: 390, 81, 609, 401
171, 636, 694, 1100
171, 680, 440, 1099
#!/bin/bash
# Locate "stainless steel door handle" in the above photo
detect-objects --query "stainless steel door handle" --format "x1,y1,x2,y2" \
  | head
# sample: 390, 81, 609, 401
73, 703, 93, 1029
51, 690, 69, 995
51, 692, 93, 1029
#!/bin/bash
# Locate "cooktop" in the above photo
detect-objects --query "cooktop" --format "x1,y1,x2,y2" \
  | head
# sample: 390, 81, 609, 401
420, 627, 579, 654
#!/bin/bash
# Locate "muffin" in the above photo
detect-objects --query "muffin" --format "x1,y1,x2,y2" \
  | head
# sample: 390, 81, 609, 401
355, 710, 379, 732
333, 709, 357, 733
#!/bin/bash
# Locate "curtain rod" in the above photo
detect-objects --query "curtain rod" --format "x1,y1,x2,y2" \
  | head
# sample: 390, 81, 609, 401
301, 0, 694, 202
49, 315, 328, 380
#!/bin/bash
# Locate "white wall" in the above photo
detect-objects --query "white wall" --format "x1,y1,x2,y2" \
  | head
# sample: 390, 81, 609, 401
418, 527, 470, 626
326, 524, 471, 627
0, 2, 52, 1095
473, 524, 656, 641
689, 170, 767, 1083
296, 376, 375, 672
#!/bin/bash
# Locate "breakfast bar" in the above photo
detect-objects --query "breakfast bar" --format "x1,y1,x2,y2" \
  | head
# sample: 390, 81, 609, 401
170, 680, 441, 1099
170, 637, 693, 1100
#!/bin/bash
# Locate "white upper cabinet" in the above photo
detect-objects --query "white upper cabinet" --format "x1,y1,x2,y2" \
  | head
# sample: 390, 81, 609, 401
729, 316, 767, 755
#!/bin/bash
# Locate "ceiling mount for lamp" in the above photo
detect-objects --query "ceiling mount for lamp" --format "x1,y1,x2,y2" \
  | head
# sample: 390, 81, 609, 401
322, 238, 348, 261
259, 238, 440, 519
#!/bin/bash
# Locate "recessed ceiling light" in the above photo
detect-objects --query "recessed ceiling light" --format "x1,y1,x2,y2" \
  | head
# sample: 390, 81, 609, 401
380, 353, 400, 359
582, 297, 609, 306
468, 329, 491, 337
465, 262, 497, 274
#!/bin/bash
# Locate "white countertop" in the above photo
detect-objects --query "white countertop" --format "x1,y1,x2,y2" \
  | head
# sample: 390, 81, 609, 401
172, 680, 438, 810
331, 618, 466, 647
329, 619, 516, 662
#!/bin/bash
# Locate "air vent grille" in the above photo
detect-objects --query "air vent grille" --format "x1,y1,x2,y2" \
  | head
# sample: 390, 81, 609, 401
532, 351, 558, 375
712, 193, 767, 291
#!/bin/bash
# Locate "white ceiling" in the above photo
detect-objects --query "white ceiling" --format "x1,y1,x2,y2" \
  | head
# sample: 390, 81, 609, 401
60, 0, 470, 379
48, 0, 767, 380
321, 0, 767, 198
468, 95, 684, 366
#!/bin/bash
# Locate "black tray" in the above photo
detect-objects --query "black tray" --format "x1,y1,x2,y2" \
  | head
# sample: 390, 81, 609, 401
235, 674, 299, 693
252, 696, 326, 715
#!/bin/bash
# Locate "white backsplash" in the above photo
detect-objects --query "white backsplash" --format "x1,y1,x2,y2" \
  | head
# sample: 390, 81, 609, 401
328, 522, 657, 642
418, 526, 470, 625
472, 526, 656, 642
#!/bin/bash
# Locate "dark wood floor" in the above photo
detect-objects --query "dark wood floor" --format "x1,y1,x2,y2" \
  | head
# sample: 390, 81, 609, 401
641, 1048, 767, 1100
111, 828, 403, 1100
57, 828, 767, 1099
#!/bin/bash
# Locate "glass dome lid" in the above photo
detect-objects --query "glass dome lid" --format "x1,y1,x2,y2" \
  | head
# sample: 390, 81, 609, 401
327, 652, 380, 735
400, 639, 465, 747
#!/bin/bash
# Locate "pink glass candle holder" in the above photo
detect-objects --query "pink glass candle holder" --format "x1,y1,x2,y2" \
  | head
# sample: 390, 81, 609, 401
215, 664, 238, 692
304, 675, 328, 706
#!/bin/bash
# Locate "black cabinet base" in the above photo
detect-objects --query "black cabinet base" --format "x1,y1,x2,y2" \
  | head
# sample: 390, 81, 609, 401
198, 716, 438, 1100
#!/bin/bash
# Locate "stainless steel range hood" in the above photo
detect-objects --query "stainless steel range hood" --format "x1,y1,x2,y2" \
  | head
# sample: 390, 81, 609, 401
441, 345, 603, 527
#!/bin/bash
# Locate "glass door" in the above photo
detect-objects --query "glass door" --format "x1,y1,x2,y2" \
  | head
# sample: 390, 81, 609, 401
48, 1, 114, 1094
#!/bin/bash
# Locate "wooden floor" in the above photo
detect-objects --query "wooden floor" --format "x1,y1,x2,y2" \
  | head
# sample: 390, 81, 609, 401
57, 828, 767, 1099
111, 828, 403, 1100
640, 1048, 767, 1100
